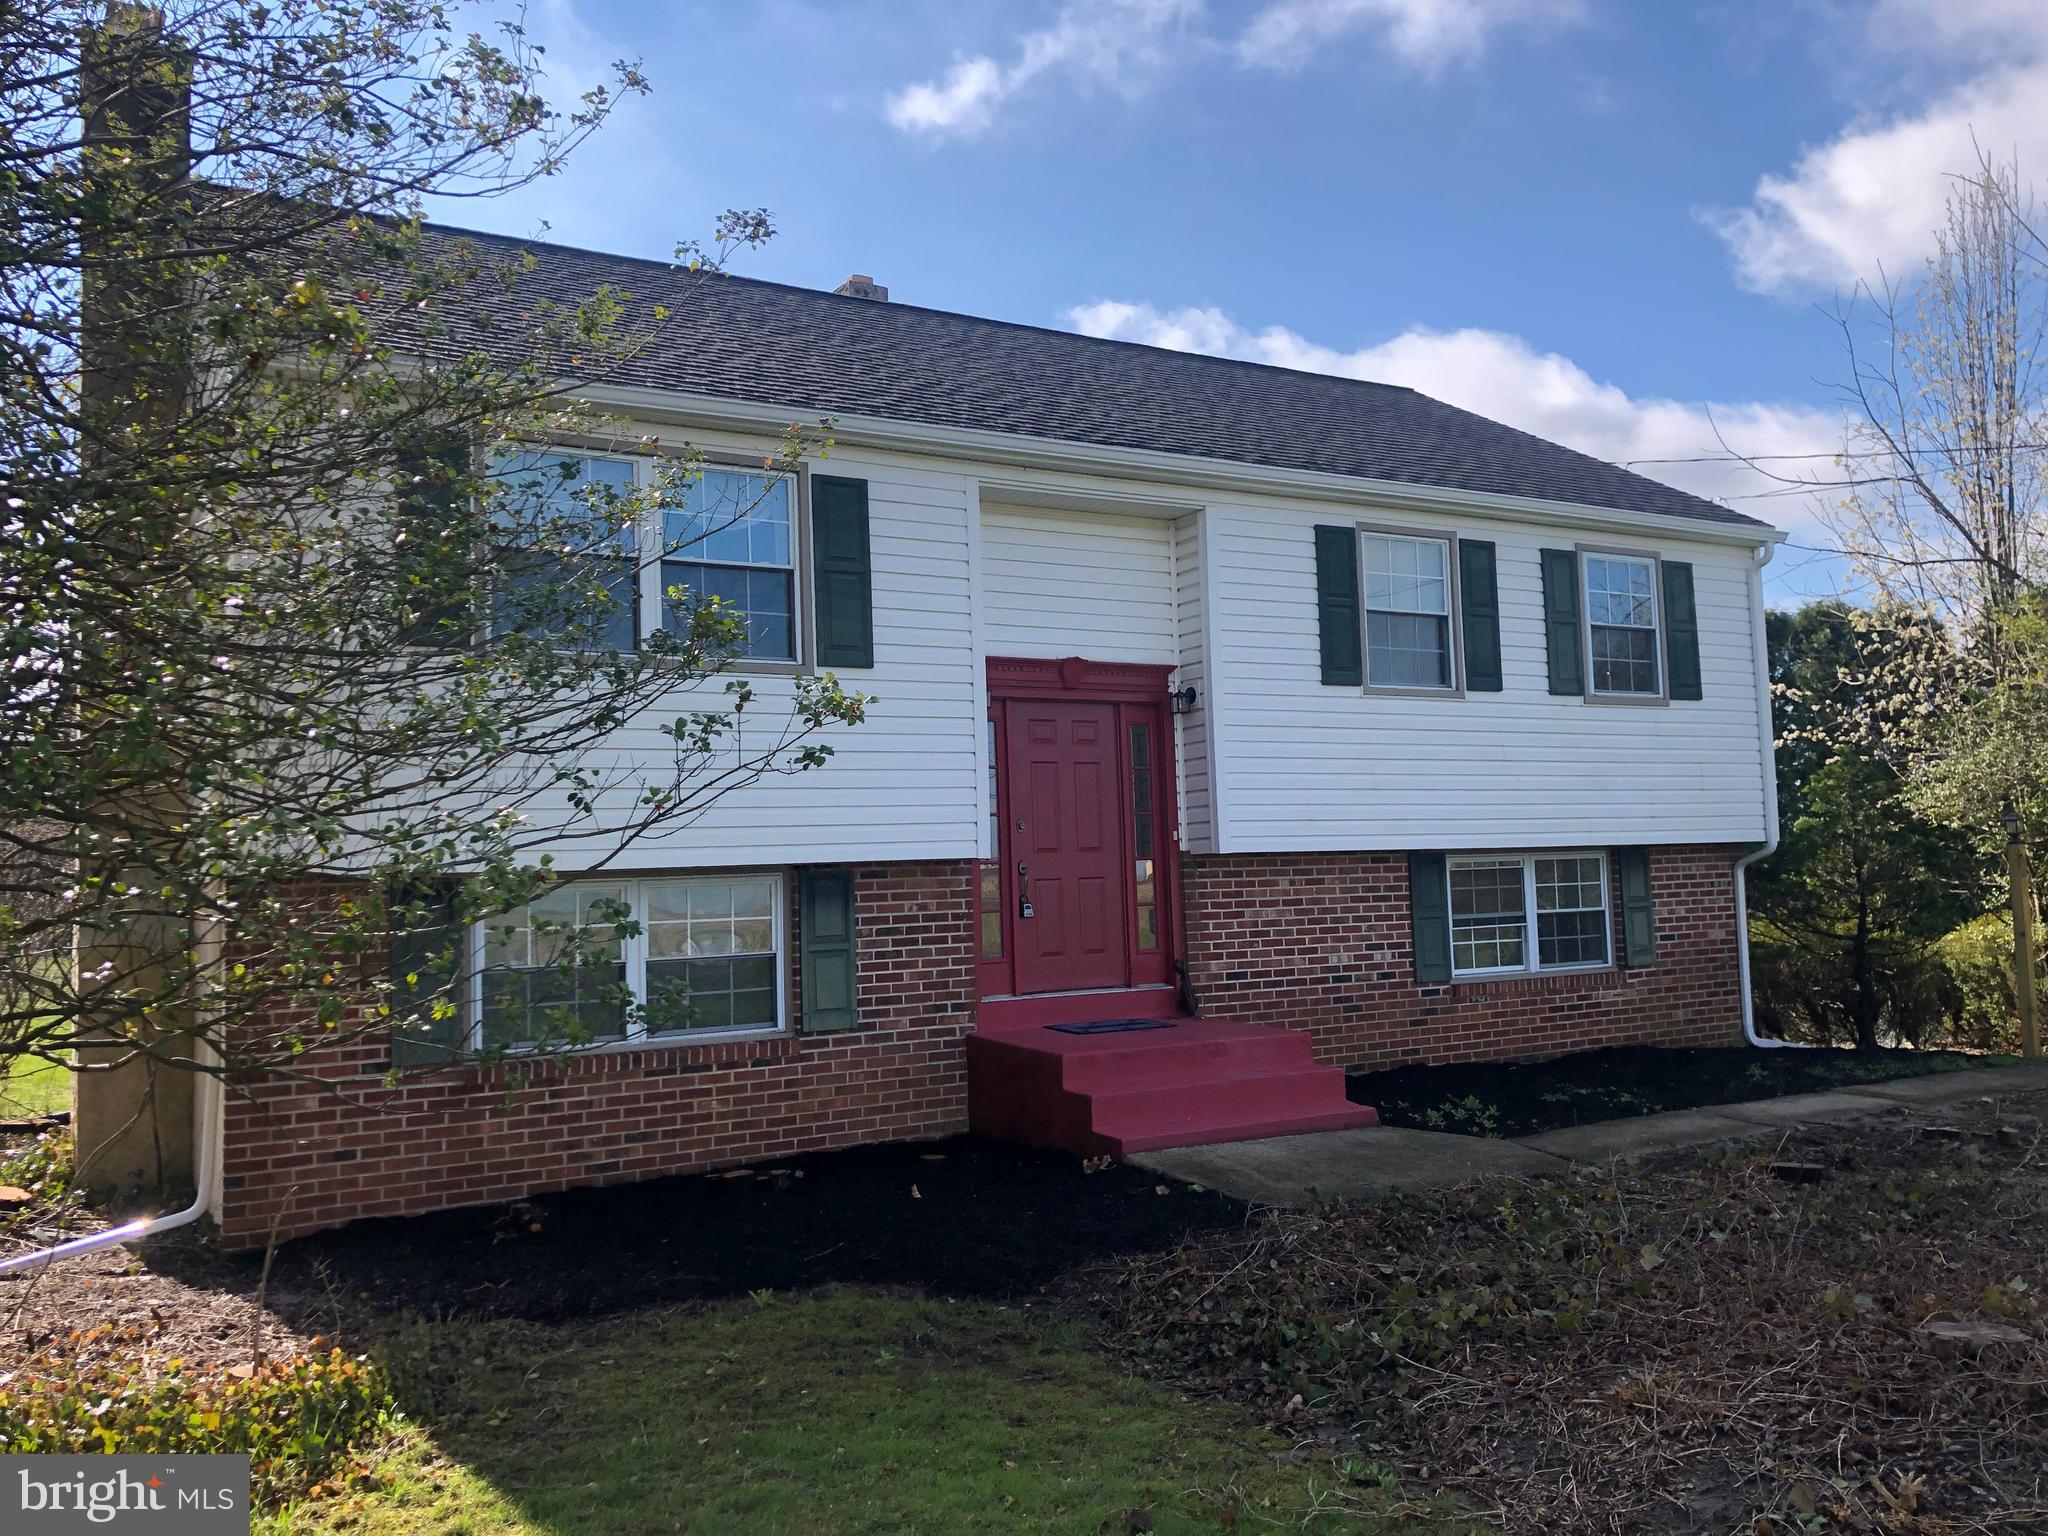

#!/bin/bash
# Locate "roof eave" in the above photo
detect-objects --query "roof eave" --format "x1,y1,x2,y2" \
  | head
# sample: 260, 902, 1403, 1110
579, 381, 1789, 548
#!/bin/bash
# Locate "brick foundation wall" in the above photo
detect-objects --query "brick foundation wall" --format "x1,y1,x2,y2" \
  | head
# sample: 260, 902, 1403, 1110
1181, 844, 1744, 1070
216, 861, 977, 1247
219, 845, 1744, 1245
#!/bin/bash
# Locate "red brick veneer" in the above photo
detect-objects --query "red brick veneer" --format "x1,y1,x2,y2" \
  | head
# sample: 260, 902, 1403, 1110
216, 862, 976, 1247
1180, 845, 1744, 1070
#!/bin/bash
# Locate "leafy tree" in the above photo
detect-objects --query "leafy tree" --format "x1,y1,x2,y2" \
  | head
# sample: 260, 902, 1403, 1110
1752, 603, 1984, 1048
0, 0, 865, 1156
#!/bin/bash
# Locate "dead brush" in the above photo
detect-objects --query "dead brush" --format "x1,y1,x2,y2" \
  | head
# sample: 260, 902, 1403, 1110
1091, 1105, 2048, 1535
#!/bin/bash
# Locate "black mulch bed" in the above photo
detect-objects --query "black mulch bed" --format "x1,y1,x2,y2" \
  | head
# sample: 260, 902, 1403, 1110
1345, 1043, 2000, 1139
171, 1135, 1248, 1326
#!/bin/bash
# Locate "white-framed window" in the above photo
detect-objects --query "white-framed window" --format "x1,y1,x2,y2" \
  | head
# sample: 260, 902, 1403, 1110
1361, 531, 1455, 690
491, 448, 642, 652
660, 468, 798, 662
484, 449, 804, 665
1448, 852, 1611, 977
1583, 552, 1661, 697
470, 874, 787, 1050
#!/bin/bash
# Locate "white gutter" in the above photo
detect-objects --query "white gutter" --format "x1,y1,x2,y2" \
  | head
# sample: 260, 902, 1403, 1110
1734, 541, 1800, 1049
578, 382, 1792, 552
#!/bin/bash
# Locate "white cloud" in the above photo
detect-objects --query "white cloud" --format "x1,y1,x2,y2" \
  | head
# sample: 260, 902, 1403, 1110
884, 0, 1201, 139
1235, 0, 1583, 75
1707, 0, 2048, 294
1065, 299, 1845, 549
884, 0, 1578, 138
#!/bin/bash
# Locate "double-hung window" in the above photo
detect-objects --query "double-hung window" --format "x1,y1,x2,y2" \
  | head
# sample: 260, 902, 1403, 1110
472, 874, 786, 1050
1583, 552, 1661, 698
1448, 852, 1611, 977
661, 469, 798, 662
642, 875, 780, 1035
1361, 531, 1455, 690
491, 449, 641, 652
484, 449, 805, 665
478, 882, 631, 1051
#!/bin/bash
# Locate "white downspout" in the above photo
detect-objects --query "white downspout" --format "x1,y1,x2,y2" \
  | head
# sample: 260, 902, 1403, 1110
0, 1053, 219, 1276
1, 906, 227, 1277
1734, 540, 1801, 1048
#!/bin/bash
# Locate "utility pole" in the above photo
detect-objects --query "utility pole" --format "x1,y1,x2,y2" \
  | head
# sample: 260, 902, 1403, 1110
2005, 809, 2040, 1059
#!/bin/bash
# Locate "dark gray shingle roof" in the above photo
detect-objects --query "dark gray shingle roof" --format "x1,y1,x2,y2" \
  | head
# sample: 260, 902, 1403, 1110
417, 220, 1768, 531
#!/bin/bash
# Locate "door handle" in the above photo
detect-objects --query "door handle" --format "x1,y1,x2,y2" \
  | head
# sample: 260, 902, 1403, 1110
1017, 861, 1035, 920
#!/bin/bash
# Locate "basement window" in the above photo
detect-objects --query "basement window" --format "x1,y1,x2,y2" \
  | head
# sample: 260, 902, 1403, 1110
472, 875, 787, 1049
1448, 852, 1611, 977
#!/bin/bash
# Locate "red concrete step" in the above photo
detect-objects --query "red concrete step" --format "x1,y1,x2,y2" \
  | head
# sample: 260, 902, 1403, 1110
966, 1015, 1378, 1158
1090, 1065, 1359, 1127
1054, 1027, 1315, 1094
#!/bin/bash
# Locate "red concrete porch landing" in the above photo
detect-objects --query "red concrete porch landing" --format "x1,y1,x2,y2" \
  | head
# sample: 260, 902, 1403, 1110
966, 1015, 1379, 1158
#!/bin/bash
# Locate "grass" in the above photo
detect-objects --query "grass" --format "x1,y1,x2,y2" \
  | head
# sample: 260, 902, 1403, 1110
265, 1288, 1452, 1536
0, 1053, 67, 1119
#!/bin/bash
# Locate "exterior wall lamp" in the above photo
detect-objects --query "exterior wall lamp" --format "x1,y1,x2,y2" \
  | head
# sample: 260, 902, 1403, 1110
1170, 685, 1199, 715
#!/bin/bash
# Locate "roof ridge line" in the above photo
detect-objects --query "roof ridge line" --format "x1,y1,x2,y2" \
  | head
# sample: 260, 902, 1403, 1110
415, 214, 1426, 398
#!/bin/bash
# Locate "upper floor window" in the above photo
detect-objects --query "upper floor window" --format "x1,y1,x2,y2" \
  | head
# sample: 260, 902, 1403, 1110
662, 469, 798, 662
492, 449, 641, 653
475, 450, 805, 665
1361, 532, 1454, 690
1583, 552, 1660, 697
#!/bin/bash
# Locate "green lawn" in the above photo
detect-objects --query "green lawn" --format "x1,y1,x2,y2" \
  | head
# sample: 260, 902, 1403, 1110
0, 1054, 67, 1119
266, 1289, 1455, 1536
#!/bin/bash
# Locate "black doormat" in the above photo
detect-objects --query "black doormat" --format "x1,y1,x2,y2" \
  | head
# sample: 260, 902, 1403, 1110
1046, 1018, 1179, 1036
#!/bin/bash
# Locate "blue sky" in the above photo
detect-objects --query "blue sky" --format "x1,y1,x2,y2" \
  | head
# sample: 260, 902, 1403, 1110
430, 1, 2048, 602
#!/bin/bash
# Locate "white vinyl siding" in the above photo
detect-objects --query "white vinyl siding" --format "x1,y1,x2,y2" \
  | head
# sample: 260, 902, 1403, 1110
980, 505, 1177, 665
1208, 502, 1769, 851
466, 419, 1769, 873
497, 448, 983, 869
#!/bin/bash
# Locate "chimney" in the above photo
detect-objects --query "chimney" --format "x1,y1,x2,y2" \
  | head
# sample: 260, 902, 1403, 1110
833, 273, 889, 302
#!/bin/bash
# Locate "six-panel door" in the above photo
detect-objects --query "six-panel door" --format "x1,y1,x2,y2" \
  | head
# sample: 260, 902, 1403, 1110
1004, 699, 1131, 993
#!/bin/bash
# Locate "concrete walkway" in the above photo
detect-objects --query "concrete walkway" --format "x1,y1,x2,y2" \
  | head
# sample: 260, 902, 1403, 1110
1132, 1062, 2048, 1206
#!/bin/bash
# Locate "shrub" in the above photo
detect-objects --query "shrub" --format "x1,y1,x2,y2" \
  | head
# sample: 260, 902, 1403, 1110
1935, 912, 2023, 1054
0, 1326, 396, 1506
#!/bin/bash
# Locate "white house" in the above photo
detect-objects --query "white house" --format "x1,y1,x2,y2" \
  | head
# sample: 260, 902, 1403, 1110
201, 230, 1781, 1245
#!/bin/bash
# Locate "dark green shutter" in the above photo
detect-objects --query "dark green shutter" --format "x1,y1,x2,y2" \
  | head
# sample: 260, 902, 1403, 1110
1408, 852, 1452, 984
1662, 561, 1701, 701
1540, 549, 1584, 696
390, 886, 464, 1068
395, 433, 473, 647
1314, 525, 1363, 687
1618, 847, 1656, 967
799, 868, 859, 1033
812, 476, 874, 669
1457, 539, 1502, 692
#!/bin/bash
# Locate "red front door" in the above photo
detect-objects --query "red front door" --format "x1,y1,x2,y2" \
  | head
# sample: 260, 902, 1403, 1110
1006, 699, 1130, 993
